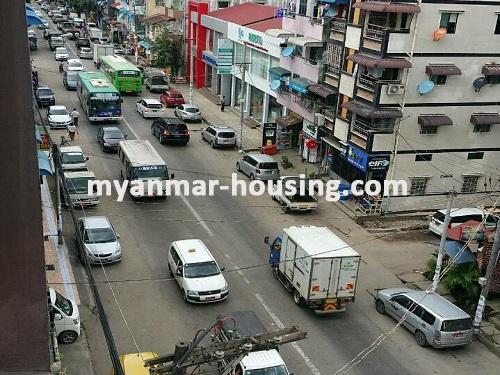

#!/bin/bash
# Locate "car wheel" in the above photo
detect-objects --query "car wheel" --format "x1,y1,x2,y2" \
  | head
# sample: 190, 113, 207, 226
168, 264, 173, 276
236, 162, 241, 172
375, 299, 386, 314
151, 125, 155, 135
201, 133, 205, 141
210, 140, 215, 149
250, 174, 255, 180
415, 330, 427, 347
159, 134, 165, 144
58, 330, 78, 344
293, 290, 303, 306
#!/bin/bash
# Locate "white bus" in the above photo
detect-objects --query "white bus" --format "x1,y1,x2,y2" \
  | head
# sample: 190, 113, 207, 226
117, 140, 172, 198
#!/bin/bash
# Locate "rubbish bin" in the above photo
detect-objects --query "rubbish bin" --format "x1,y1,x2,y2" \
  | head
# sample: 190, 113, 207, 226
261, 144, 278, 155
338, 183, 352, 201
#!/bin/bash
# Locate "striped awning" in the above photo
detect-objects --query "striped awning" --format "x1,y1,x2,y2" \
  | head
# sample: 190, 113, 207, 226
346, 52, 412, 69
269, 67, 291, 80
482, 64, 500, 76
352, 1, 421, 14
425, 64, 461, 76
470, 113, 500, 126
308, 84, 338, 99
341, 100, 402, 119
288, 36, 324, 48
418, 115, 453, 127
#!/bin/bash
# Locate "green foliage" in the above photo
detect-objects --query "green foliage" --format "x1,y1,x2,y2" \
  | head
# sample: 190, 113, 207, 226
151, 26, 183, 75
280, 156, 293, 169
68, 0, 96, 15
424, 257, 480, 310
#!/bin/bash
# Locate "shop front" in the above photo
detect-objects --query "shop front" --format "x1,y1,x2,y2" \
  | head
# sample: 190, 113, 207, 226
345, 145, 391, 185
301, 119, 319, 163
275, 113, 302, 149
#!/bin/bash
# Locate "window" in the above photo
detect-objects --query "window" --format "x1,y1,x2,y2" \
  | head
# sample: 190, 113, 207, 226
420, 125, 438, 135
486, 75, 500, 84
495, 15, 500, 34
325, 43, 343, 76
439, 12, 459, 34
391, 295, 412, 309
467, 152, 484, 160
441, 318, 472, 332
298, 0, 307, 16
474, 123, 491, 133
415, 154, 432, 162
421, 310, 436, 325
409, 177, 428, 195
155, 0, 164, 6
430, 75, 447, 85
250, 49, 269, 79
461, 175, 479, 193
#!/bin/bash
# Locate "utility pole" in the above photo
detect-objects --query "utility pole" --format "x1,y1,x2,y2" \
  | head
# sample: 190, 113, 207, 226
473, 222, 500, 333
189, 31, 194, 104
431, 190, 456, 292
52, 143, 63, 245
238, 46, 247, 151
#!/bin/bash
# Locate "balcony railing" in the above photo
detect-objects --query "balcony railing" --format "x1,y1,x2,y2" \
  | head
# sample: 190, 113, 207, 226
358, 73, 377, 91
365, 24, 385, 41
353, 118, 395, 137
330, 17, 347, 34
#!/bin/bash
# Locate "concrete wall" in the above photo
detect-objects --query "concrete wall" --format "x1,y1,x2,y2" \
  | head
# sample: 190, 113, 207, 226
146, 0, 165, 17
280, 55, 319, 82
283, 14, 325, 41
339, 72, 355, 97
277, 92, 315, 122
345, 24, 361, 50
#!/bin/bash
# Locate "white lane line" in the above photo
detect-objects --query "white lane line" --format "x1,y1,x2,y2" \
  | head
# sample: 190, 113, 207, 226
224, 254, 231, 259
255, 293, 322, 375
235, 269, 251, 284
121, 116, 141, 140
180, 195, 214, 237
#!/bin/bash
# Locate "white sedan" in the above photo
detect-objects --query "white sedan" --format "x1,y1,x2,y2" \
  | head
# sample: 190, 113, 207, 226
55, 47, 69, 61
136, 99, 164, 118
67, 58, 84, 71
77, 47, 93, 59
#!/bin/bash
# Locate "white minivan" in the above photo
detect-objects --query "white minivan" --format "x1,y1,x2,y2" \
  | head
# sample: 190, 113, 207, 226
168, 239, 228, 303
60, 146, 89, 171
429, 207, 497, 237
48, 288, 80, 344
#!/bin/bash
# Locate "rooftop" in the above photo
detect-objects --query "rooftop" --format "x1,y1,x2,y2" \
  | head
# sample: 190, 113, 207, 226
248, 17, 282, 32
207, 3, 278, 26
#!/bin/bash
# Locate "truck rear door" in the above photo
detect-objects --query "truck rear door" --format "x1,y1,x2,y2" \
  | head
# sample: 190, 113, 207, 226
310, 258, 333, 300
329, 256, 360, 298
282, 236, 297, 281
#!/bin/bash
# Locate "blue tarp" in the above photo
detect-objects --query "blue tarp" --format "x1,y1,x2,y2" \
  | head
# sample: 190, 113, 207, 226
38, 151, 54, 176
288, 77, 313, 94
26, 9, 43, 26
443, 240, 475, 264
319, 0, 350, 4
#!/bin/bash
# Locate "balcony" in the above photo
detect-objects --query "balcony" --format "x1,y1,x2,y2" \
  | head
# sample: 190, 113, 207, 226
362, 24, 412, 54
350, 118, 395, 150
280, 56, 321, 83
283, 13, 326, 41
329, 17, 347, 42
355, 73, 404, 104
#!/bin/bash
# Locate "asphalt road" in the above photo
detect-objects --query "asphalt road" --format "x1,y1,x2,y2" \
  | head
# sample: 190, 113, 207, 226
31, 13, 498, 375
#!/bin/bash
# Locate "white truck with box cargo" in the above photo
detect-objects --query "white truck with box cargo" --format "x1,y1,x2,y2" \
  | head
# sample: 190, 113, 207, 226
93, 43, 114, 65
89, 27, 103, 41
267, 225, 360, 313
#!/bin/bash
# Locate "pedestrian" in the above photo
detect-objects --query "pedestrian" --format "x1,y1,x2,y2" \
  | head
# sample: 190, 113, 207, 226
59, 62, 64, 73
220, 96, 226, 112
67, 123, 78, 141
70, 108, 80, 126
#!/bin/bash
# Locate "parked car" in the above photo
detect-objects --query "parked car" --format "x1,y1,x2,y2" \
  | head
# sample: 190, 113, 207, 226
27, 29, 36, 39
38, 19, 49, 29
75, 37, 90, 49
136, 99, 164, 118
236, 154, 280, 180
151, 117, 189, 145
168, 239, 228, 303
175, 104, 202, 122
49, 36, 64, 51
97, 127, 127, 152
35, 85, 55, 107
55, 47, 69, 61
60, 146, 89, 171
77, 46, 93, 59
201, 125, 237, 149
66, 58, 84, 71
159, 89, 185, 108
429, 207, 498, 237
48, 288, 80, 344
375, 288, 473, 348
113, 44, 125, 55
63, 70, 79, 90
76, 216, 122, 265
47, 105, 72, 129
145, 73, 169, 93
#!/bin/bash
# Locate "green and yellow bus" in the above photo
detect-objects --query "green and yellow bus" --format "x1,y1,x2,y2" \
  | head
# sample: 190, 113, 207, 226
99, 55, 142, 94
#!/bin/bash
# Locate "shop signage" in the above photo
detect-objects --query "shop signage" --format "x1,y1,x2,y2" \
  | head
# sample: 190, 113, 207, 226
227, 22, 286, 57
262, 122, 277, 146
202, 51, 217, 67
217, 38, 233, 75
367, 155, 390, 171
347, 145, 368, 172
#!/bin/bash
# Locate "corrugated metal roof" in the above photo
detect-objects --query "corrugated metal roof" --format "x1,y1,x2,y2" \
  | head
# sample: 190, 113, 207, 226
207, 3, 278, 26
248, 17, 282, 32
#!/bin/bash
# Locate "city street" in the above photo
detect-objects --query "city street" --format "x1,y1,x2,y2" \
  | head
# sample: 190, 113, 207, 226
31, 23, 499, 375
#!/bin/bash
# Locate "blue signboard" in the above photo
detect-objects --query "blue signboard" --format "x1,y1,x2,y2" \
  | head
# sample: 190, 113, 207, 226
347, 145, 368, 172
202, 51, 217, 67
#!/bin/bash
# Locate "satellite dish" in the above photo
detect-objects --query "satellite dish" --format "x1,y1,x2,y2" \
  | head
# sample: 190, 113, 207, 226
281, 46, 295, 58
473, 77, 488, 92
417, 80, 435, 95
270, 80, 281, 91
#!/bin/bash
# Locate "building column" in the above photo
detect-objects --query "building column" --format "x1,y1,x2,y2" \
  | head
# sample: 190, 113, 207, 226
262, 93, 269, 124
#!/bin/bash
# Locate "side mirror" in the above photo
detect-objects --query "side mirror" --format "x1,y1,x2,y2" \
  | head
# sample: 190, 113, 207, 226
170, 173, 175, 179
54, 313, 63, 320
264, 236, 270, 245
124, 134, 128, 138
116, 234, 120, 239
136, 100, 141, 103
220, 266, 226, 272
86, 157, 89, 161
175, 267, 182, 276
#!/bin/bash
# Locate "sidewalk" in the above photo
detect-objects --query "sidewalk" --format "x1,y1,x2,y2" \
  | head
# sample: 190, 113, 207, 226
41, 176, 95, 374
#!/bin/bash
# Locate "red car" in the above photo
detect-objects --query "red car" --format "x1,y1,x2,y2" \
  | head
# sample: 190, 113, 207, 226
160, 90, 185, 108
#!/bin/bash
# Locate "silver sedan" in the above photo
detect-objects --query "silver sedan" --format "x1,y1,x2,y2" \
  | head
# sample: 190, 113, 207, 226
174, 104, 202, 122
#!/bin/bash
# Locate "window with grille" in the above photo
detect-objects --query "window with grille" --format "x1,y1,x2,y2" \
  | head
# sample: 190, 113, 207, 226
420, 125, 438, 135
467, 152, 484, 160
415, 154, 432, 162
461, 175, 479, 193
324, 43, 342, 76
409, 177, 428, 195
473, 124, 491, 133
430, 75, 447, 85
439, 12, 459, 34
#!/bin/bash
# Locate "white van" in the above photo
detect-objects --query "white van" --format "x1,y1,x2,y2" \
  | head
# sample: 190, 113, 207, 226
168, 239, 228, 303
48, 288, 80, 344
429, 207, 497, 236
63, 170, 100, 207
60, 146, 88, 171
237, 350, 290, 375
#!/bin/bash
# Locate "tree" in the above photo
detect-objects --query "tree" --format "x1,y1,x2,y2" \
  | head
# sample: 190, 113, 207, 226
151, 26, 184, 76
68, 0, 97, 17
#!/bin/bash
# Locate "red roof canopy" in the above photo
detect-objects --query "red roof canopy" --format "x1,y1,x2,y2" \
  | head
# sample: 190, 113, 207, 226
248, 18, 282, 32
208, 3, 278, 26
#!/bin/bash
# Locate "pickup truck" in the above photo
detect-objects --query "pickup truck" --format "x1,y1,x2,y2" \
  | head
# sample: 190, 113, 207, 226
271, 176, 318, 212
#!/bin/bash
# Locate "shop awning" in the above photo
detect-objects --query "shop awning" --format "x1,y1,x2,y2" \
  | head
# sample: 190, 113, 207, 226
143, 14, 176, 25
417, 115, 453, 127
352, 1, 421, 14
346, 52, 412, 69
139, 40, 152, 49
269, 67, 291, 80
443, 240, 475, 264
482, 64, 500, 76
425, 64, 461, 76
26, 9, 43, 26
470, 113, 500, 126
341, 100, 402, 119
308, 84, 338, 99
288, 77, 314, 94
276, 114, 303, 129
320, 0, 350, 4
287, 36, 324, 48
322, 137, 347, 152
265, 29, 294, 38
38, 151, 54, 176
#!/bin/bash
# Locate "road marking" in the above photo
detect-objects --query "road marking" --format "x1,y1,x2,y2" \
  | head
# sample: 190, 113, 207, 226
224, 254, 231, 259
121, 116, 141, 140
235, 268, 251, 284
180, 195, 214, 237
255, 293, 322, 375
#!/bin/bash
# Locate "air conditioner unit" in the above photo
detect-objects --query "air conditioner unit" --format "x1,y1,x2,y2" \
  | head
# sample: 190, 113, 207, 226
315, 113, 325, 127
386, 84, 405, 95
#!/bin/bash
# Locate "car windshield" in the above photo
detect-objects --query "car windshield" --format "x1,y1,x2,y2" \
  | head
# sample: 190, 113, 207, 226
56, 48, 67, 53
183, 261, 220, 278
245, 365, 288, 375
184, 107, 199, 113
152, 76, 168, 84
62, 152, 85, 164
133, 166, 167, 179
54, 290, 73, 316
68, 61, 82, 68
148, 103, 163, 109
169, 93, 182, 98
441, 318, 472, 332
38, 88, 53, 96
66, 177, 93, 193
218, 132, 235, 138
81, 48, 91, 52
259, 162, 278, 170
104, 130, 124, 139
50, 108, 68, 115
84, 227, 116, 243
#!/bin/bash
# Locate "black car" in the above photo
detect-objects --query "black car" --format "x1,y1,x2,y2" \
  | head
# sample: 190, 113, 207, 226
75, 37, 90, 49
35, 85, 55, 107
97, 127, 127, 152
151, 117, 189, 145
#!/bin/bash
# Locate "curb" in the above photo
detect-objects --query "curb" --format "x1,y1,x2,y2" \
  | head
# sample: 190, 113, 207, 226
477, 332, 500, 357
